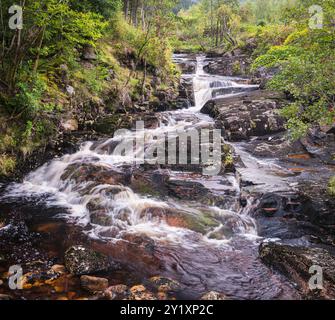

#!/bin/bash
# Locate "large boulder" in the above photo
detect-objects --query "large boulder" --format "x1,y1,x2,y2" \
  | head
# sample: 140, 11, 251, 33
201, 90, 286, 141
64, 246, 111, 275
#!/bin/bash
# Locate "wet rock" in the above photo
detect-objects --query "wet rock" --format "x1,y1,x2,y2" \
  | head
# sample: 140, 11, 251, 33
165, 208, 220, 235
51, 265, 67, 275
90, 233, 160, 275
91, 139, 120, 155
201, 291, 229, 300
211, 85, 258, 98
64, 246, 110, 275
90, 210, 114, 227
298, 180, 335, 239
259, 242, 335, 298
300, 127, 335, 165
129, 285, 157, 300
21, 268, 61, 289
80, 275, 109, 293
0, 215, 51, 269
61, 163, 131, 187
179, 77, 195, 106
167, 180, 209, 201
178, 61, 196, 74
241, 132, 305, 159
104, 284, 129, 300
148, 276, 181, 293
252, 191, 334, 241
131, 169, 169, 196
201, 91, 286, 141
167, 179, 227, 206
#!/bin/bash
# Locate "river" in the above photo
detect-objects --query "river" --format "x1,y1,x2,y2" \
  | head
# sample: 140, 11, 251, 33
0, 54, 301, 300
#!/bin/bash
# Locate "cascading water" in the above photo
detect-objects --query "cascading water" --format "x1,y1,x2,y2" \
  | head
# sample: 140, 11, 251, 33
192, 56, 259, 111
0, 54, 300, 299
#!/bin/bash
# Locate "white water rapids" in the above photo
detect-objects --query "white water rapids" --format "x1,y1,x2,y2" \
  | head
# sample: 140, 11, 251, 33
2, 55, 261, 245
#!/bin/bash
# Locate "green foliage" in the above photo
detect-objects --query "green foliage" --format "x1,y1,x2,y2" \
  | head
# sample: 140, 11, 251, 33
9, 75, 49, 116
251, 0, 335, 139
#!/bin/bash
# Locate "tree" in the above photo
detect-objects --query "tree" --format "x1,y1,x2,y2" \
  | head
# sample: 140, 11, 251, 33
0, 0, 107, 94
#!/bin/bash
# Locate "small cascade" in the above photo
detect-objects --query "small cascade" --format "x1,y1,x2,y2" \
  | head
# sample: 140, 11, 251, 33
192, 56, 259, 110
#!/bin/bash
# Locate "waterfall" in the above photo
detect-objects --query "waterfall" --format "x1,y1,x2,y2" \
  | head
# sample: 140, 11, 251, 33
1, 55, 261, 243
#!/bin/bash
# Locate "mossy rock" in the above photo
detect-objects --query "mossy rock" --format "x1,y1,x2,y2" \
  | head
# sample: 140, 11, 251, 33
64, 246, 110, 275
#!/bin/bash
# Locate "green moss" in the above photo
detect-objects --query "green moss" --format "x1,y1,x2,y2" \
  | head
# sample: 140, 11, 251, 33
0, 155, 16, 176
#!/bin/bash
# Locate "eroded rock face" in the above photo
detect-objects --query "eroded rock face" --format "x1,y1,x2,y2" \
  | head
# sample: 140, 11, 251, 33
259, 242, 335, 298
64, 246, 111, 275
298, 181, 335, 239
201, 91, 286, 141
300, 127, 335, 165
179, 77, 195, 106
252, 185, 335, 244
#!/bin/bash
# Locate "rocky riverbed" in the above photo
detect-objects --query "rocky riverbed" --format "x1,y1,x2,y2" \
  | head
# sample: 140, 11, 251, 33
0, 54, 334, 300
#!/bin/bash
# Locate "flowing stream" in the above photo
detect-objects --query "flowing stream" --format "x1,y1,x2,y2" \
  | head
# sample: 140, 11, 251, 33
0, 55, 300, 299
